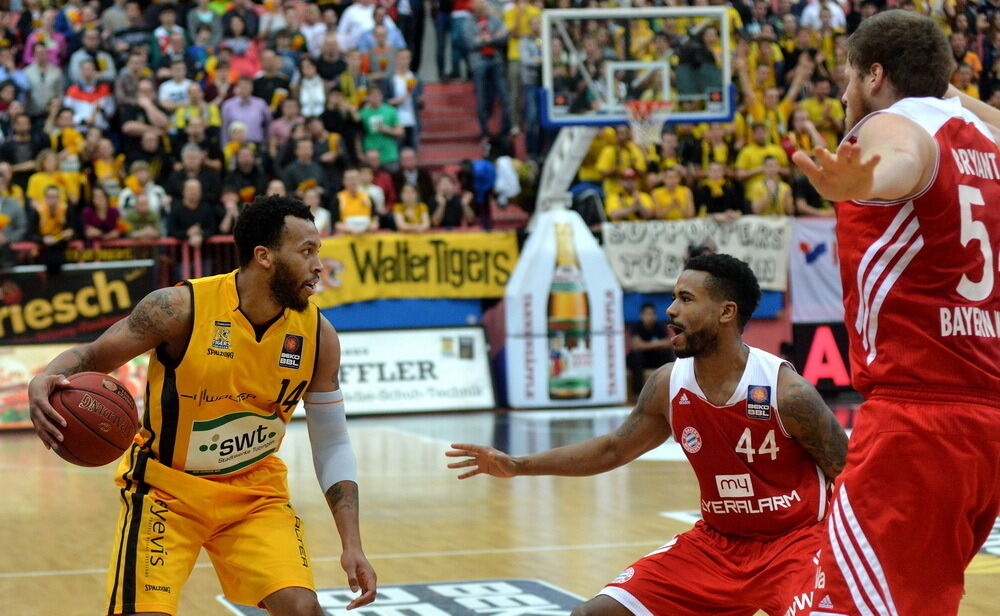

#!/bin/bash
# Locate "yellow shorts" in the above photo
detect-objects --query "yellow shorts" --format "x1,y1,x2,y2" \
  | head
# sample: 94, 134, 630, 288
105, 447, 315, 615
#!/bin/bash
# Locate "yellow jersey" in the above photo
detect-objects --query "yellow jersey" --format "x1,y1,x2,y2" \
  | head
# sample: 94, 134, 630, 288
650, 185, 693, 220
578, 128, 617, 183
798, 96, 845, 149
747, 96, 794, 146
173, 104, 223, 130
596, 142, 648, 196
26, 171, 69, 206
223, 140, 255, 172
337, 189, 373, 220
0, 183, 24, 205
747, 179, 792, 216
134, 271, 320, 477
605, 191, 652, 221
503, 3, 541, 60
735, 143, 788, 197
700, 140, 732, 170
393, 202, 428, 225
94, 156, 125, 206
644, 146, 681, 174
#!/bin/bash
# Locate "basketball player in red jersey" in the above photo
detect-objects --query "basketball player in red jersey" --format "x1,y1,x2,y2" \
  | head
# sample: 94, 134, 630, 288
447, 254, 848, 616
790, 10, 1000, 616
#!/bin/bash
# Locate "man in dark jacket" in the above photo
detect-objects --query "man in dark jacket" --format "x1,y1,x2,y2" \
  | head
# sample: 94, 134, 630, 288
164, 144, 222, 207
460, 0, 510, 139
282, 139, 329, 198
626, 303, 675, 400
391, 147, 434, 204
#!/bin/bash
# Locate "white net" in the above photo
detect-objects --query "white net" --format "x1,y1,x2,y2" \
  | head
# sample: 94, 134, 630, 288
624, 100, 675, 148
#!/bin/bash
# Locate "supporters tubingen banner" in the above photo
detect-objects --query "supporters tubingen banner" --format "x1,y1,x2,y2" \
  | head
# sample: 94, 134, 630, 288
601, 216, 792, 292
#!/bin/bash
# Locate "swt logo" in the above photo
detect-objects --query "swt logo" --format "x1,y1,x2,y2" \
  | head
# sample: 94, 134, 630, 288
200, 425, 277, 456
188, 411, 284, 475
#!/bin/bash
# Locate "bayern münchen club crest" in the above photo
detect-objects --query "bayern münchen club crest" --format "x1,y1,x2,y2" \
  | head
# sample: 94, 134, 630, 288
680, 426, 703, 453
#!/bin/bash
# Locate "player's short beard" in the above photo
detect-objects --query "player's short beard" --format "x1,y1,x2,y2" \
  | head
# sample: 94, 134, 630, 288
845, 84, 875, 133
270, 256, 309, 312
673, 327, 718, 359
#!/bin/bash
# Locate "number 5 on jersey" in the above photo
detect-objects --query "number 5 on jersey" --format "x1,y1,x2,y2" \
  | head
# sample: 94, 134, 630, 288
957, 184, 997, 302
735, 428, 780, 463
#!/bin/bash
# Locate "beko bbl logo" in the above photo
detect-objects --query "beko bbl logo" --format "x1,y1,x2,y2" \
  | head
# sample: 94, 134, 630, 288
279, 334, 303, 369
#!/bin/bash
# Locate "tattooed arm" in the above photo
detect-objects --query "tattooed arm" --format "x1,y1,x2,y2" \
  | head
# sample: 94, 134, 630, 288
446, 364, 674, 478
28, 285, 192, 450
326, 478, 375, 609
777, 364, 848, 482
40, 285, 191, 377
306, 315, 377, 609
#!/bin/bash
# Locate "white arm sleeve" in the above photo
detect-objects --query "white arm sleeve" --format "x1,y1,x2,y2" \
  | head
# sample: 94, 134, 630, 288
304, 389, 358, 493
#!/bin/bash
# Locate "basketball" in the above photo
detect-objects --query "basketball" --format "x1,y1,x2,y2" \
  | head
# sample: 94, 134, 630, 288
49, 372, 139, 467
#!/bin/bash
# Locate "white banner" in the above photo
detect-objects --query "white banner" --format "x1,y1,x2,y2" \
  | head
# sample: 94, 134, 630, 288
789, 218, 845, 323
601, 217, 792, 292
294, 327, 495, 415
505, 209, 627, 408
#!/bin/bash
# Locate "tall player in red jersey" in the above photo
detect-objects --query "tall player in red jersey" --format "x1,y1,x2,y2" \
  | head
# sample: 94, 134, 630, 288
791, 10, 1000, 616
447, 254, 848, 616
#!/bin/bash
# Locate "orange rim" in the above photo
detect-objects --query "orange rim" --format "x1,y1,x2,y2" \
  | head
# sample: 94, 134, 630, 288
624, 100, 674, 120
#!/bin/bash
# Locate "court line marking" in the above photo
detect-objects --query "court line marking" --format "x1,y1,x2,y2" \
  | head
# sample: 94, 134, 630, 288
0, 540, 663, 579
0, 463, 690, 477
216, 577, 589, 614
0, 463, 109, 473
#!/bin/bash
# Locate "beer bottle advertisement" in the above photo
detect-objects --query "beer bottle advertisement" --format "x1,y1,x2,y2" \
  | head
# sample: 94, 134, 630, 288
547, 223, 592, 399
504, 209, 625, 408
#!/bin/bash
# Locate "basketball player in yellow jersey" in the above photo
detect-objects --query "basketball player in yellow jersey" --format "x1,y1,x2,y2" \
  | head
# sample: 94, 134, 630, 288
27, 196, 377, 616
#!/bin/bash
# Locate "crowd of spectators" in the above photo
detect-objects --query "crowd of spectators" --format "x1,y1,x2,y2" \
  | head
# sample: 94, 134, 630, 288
0, 0, 996, 269
568, 0, 1000, 223
0, 0, 438, 269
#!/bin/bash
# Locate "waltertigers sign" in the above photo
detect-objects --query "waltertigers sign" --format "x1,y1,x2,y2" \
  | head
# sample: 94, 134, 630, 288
312, 231, 519, 308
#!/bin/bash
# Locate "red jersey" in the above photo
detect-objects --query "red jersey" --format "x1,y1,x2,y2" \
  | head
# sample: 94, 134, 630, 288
837, 97, 1000, 399
669, 347, 828, 540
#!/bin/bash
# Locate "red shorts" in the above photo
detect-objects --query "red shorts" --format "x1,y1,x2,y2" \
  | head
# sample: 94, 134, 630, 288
787, 390, 1000, 616
600, 520, 822, 616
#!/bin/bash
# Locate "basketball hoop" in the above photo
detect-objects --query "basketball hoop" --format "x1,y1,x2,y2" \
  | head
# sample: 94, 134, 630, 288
624, 100, 675, 148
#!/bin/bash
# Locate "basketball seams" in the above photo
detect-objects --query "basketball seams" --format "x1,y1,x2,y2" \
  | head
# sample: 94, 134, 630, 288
53, 445, 89, 466
57, 387, 138, 439
51, 378, 138, 467
53, 390, 133, 453
54, 372, 140, 466
67, 371, 138, 411
62, 386, 139, 427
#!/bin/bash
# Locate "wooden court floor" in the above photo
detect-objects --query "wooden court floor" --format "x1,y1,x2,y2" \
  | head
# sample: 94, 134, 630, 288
1, 412, 998, 615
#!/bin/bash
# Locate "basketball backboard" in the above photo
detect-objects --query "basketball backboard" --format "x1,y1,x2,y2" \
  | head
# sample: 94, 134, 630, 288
541, 6, 734, 127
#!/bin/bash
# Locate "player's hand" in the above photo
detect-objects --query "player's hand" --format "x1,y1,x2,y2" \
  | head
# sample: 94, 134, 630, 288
341, 549, 377, 609
445, 443, 519, 479
792, 141, 880, 202
27, 374, 70, 451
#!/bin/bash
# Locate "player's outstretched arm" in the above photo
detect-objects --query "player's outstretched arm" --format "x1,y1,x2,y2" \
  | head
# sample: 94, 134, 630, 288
446, 364, 674, 479
305, 316, 376, 610
776, 365, 848, 482
27, 285, 192, 451
792, 112, 934, 203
